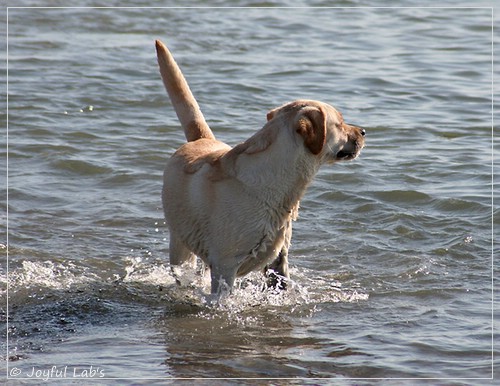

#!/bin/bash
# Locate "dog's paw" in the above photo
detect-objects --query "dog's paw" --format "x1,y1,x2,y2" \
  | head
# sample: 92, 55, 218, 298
265, 269, 288, 291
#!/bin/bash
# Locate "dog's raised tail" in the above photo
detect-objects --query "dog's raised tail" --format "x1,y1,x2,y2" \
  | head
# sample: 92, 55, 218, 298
155, 39, 215, 142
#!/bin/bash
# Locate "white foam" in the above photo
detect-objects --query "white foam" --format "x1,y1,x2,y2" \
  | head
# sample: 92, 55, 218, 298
2, 256, 368, 316
7, 260, 98, 292
122, 256, 182, 287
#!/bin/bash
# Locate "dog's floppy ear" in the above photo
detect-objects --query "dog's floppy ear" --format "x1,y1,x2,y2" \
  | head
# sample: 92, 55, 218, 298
295, 106, 326, 155
266, 108, 278, 121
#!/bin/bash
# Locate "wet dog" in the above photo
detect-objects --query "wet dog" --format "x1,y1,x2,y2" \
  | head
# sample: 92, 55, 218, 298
155, 39, 365, 296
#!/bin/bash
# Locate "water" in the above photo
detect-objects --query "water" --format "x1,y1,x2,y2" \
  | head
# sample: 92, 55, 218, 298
2, 2, 498, 384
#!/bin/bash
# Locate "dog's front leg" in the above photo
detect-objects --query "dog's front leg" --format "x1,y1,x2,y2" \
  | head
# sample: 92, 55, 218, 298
265, 220, 292, 290
209, 262, 237, 296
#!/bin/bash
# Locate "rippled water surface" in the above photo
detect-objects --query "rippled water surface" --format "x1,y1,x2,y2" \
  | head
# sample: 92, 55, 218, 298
2, 1, 499, 385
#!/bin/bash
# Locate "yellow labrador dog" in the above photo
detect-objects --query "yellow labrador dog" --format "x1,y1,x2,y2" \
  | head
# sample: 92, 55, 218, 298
155, 39, 365, 296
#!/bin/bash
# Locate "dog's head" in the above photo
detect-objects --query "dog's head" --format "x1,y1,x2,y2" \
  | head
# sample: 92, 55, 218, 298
267, 100, 365, 163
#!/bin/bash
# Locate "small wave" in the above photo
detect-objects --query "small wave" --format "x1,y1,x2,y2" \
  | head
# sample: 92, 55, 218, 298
99, 172, 137, 187
430, 197, 488, 213
50, 159, 113, 175
373, 189, 431, 204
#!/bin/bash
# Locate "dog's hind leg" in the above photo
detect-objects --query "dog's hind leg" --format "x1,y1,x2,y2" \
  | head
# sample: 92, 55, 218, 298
169, 234, 196, 285
169, 234, 196, 266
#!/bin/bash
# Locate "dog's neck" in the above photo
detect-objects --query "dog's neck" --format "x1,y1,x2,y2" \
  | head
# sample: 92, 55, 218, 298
230, 124, 321, 215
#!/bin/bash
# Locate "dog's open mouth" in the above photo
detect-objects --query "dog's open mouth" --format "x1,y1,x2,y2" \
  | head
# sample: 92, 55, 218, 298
335, 141, 363, 161
335, 125, 365, 161
335, 149, 359, 160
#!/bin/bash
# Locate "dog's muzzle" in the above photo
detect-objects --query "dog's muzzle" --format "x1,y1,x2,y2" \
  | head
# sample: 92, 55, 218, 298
335, 125, 365, 161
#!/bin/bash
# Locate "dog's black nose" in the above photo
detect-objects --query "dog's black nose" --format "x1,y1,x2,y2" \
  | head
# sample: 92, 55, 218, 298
360, 128, 366, 136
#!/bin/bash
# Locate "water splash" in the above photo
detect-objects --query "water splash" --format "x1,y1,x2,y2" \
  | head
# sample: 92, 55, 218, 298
7, 260, 98, 293
4, 255, 369, 316
108, 257, 369, 312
